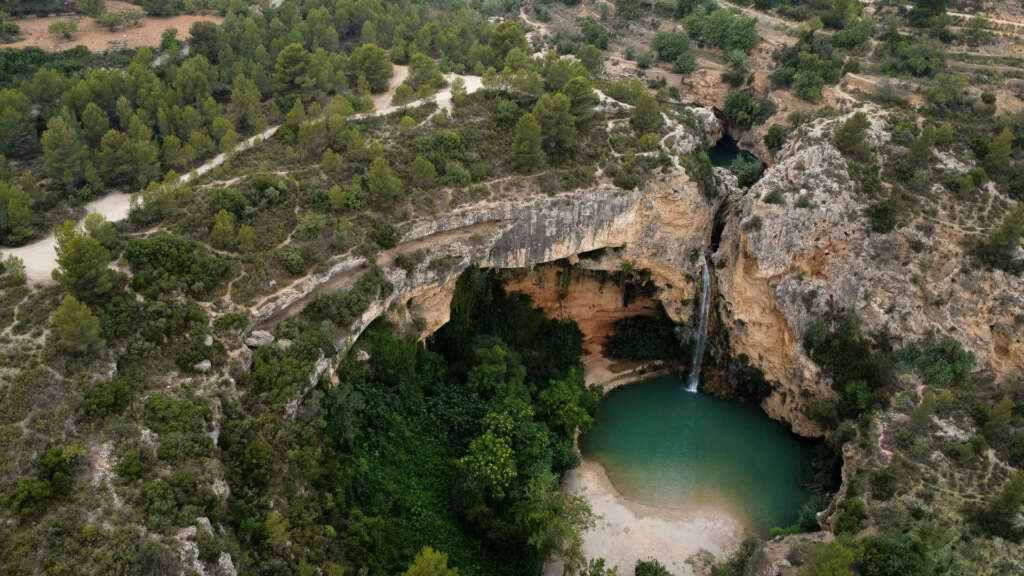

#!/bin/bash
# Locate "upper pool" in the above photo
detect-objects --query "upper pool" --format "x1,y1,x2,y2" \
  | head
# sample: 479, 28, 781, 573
580, 377, 815, 533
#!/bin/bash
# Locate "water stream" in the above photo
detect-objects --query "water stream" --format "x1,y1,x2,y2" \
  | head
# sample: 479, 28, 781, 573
685, 257, 710, 393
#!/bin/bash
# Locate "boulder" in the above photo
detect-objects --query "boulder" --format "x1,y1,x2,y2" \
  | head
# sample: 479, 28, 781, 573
244, 330, 274, 348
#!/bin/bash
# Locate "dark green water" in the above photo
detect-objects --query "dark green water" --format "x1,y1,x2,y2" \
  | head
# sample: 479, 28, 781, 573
580, 377, 813, 533
708, 135, 760, 168
708, 134, 744, 167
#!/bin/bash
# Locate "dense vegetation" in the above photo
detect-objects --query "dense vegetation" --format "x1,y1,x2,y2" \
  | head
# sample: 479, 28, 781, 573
0, 0, 1022, 573
219, 266, 600, 575
604, 313, 686, 361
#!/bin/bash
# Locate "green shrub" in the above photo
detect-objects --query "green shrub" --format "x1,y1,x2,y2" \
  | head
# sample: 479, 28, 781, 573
605, 314, 684, 361
763, 189, 784, 204
764, 124, 788, 152
123, 234, 230, 300
116, 450, 147, 481
82, 376, 134, 419
835, 497, 866, 533
724, 91, 776, 129
635, 559, 672, 576
729, 154, 763, 187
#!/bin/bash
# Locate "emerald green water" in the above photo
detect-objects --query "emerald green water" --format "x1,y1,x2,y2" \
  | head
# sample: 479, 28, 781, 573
580, 377, 814, 533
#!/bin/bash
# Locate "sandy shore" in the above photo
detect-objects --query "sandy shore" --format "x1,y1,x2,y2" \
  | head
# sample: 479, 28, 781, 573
545, 457, 747, 576
583, 352, 670, 391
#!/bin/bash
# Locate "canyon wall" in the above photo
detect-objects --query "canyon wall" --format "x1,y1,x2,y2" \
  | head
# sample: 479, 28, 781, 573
714, 110, 1024, 436
253, 168, 713, 353
251, 105, 1024, 438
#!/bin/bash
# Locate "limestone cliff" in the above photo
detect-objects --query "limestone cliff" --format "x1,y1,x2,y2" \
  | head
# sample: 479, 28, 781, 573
252, 104, 1023, 440
502, 267, 662, 386
253, 169, 713, 357
714, 109, 1024, 436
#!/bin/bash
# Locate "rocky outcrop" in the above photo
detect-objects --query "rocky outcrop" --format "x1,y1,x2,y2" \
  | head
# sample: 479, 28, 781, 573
714, 110, 1024, 436
253, 167, 714, 359
252, 104, 1023, 440
749, 531, 835, 576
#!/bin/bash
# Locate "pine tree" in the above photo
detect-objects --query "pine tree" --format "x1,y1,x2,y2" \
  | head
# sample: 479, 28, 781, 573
236, 224, 256, 253
161, 135, 192, 171
0, 90, 36, 157
0, 181, 34, 244
366, 156, 402, 208
274, 43, 316, 103
532, 93, 577, 162
53, 220, 112, 303
630, 93, 662, 135
98, 130, 136, 186
489, 20, 529, 63
210, 209, 236, 250
52, 295, 105, 356
561, 76, 598, 128
986, 128, 1013, 178
81, 103, 110, 147
130, 135, 161, 189
512, 113, 545, 172
409, 156, 437, 188
230, 74, 264, 131
832, 111, 871, 162
351, 44, 394, 93
41, 113, 90, 192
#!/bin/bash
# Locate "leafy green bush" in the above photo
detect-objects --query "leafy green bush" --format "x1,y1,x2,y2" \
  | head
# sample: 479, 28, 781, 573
123, 234, 230, 300
724, 91, 776, 129
729, 154, 763, 187
804, 309, 896, 419
684, 7, 758, 54
116, 450, 146, 481
899, 338, 973, 387
605, 314, 683, 361
835, 497, 866, 533
82, 376, 134, 419
651, 31, 691, 62
770, 34, 843, 101
635, 559, 672, 576
764, 124, 788, 152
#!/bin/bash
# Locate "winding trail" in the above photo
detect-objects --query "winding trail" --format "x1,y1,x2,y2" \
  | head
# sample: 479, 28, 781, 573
1, 67, 484, 284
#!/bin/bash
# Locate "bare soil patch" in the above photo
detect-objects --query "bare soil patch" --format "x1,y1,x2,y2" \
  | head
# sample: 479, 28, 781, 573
5, 1, 223, 52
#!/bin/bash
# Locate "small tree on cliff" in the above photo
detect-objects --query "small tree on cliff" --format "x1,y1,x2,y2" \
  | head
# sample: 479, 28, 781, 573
512, 113, 545, 172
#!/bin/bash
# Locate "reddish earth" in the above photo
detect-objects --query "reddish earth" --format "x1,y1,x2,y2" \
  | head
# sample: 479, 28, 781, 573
504, 266, 663, 386
5, 1, 222, 52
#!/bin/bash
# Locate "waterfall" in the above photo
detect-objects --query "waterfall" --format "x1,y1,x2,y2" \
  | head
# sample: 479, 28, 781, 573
685, 257, 711, 393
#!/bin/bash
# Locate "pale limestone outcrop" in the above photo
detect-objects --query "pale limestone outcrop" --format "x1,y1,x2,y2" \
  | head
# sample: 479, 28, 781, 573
253, 169, 714, 357
715, 111, 1024, 436
249, 105, 1024, 440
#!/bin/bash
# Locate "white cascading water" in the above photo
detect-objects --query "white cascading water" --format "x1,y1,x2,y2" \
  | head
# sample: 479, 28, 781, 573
685, 257, 711, 393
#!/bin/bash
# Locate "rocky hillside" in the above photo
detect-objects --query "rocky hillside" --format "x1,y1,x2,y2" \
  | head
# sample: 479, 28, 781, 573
716, 108, 1024, 435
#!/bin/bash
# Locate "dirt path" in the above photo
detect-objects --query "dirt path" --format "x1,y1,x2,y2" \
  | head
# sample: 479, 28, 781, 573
0, 192, 133, 283
371, 65, 410, 112
947, 11, 1024, 31
2, 68, 485, 285
5, 1, 222, 52
717, 0, 802, 46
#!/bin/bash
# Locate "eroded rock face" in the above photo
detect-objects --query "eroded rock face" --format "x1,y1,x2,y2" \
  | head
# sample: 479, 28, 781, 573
252, 105, 1023, 439
389, 170, 714, 353
253, 168, 715, 357
714, 110, 1024, 436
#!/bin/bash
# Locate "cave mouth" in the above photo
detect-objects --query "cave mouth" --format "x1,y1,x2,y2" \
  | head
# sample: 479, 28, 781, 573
709, 135, 764, 187
580, 376, 815, 534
